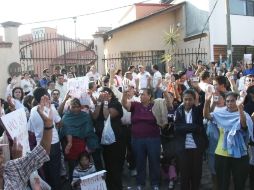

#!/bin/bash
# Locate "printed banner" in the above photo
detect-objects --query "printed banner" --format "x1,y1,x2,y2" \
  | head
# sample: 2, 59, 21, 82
1, 108, 30, 156
80, 170, 107, 190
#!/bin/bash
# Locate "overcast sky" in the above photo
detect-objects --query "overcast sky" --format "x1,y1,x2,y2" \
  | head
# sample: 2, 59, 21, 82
0, 0, 160, 39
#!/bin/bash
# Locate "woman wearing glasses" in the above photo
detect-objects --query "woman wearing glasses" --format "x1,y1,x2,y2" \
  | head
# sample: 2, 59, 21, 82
204, 91, 253, 190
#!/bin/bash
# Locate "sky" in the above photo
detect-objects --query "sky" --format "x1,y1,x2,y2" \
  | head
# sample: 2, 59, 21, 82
0, 0, 160, 39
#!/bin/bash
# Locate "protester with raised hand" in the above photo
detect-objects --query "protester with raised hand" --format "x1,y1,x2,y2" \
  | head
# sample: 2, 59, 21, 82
122, 87, 161, 190
174, 89, 208, 190
1, 95, 53, 190
203, 91, 253, 190
92, 87, 124, 190
28, 87, 62, 190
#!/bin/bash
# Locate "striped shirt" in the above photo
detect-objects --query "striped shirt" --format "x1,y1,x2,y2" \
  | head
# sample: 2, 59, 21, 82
72, 164, 96, 189
184, 109, 197, 149
4, 145, 49, 190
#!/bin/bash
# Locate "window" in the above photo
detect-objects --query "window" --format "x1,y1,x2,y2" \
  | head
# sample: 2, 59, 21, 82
230, 0, 246, 15
230, 0, 254, 16
247, 0, 254, 16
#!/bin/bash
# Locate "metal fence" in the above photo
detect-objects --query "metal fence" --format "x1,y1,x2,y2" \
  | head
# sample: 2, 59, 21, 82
103, 48, 208, 74
19, 34, 97, 77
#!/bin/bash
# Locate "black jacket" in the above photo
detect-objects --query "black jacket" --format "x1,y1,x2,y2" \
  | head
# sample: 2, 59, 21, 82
174, 104, 208, 154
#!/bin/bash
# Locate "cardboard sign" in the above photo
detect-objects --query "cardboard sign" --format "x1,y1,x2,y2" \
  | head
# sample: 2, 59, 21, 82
1, 108, 30, 156
80, 170, 107, 190
67, 76, 89, 98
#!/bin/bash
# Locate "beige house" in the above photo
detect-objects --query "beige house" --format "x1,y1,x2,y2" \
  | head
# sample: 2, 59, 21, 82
94, 2, 210, 73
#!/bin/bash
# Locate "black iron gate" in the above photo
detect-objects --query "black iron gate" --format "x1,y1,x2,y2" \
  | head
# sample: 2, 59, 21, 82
19, 34, 97, 76
102, 49, 208, 74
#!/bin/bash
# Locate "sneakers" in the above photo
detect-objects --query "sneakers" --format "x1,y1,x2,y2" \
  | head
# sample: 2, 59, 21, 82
136, 185, 144, 190
152, 185, 160, 190
130, 169, 137, 177
168, 181, 174, 189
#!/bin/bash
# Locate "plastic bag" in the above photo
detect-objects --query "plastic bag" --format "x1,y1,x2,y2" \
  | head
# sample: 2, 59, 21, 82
101, 115, 116, 145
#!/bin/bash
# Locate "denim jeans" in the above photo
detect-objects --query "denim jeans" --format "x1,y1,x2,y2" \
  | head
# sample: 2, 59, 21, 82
132, 137, 161, 187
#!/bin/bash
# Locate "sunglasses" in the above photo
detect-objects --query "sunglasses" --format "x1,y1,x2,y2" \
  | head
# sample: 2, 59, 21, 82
246, 79, 254, 83
52, 93, 59, 95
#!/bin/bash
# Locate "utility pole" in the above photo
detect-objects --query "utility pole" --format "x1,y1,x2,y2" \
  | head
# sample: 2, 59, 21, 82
225, 0, 233, 67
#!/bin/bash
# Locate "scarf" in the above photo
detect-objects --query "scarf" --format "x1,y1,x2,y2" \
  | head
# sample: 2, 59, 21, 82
61, 111, 92, 139
212, 107, 254, 158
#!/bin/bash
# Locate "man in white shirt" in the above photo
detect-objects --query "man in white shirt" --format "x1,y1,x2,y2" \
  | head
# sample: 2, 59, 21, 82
152, 64, 163, 98
20, 73, 35, 95
128, 65, 138, 89
28, 87, 61, 190
86, 65, 101, 82
55, 74, 67, 101
198, 71, 213, 93
137, 65, 151, 90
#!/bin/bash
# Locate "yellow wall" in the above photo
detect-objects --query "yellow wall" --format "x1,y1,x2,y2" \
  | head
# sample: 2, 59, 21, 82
104, 10, 178, 55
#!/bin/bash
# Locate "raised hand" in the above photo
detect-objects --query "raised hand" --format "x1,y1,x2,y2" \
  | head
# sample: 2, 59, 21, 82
11, 137, 23, 159
205, 92, 213, 101
64, 91, 71, 102
236, 90, 247, 108
122, 79, 130, 92
37, 95, 53, 128
7, 96, 15, 111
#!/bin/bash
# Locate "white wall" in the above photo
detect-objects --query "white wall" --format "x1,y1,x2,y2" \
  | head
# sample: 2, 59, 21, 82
93, 33, 105, 74
0, 23, 21, 98
209, 0, 254, 60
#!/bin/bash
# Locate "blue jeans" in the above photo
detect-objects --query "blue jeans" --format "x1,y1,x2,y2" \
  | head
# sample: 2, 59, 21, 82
132, 137, 161, 187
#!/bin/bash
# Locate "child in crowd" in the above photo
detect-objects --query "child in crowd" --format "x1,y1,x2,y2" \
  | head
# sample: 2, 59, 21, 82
168, 157, 177, 189
71, 152, 96, 190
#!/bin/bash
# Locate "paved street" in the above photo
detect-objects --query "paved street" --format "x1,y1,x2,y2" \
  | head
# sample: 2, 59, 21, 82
122, 160, 251, 190
122, 160, 212, 190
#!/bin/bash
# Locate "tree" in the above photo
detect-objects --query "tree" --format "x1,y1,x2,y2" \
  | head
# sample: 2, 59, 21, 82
161, 25, 180, 67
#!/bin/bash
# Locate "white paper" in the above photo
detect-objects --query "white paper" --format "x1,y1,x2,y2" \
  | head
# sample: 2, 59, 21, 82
1, 108, 30, 156
80, 170, 107, 190
244, 54, 252, 64
67, 76, 89, 98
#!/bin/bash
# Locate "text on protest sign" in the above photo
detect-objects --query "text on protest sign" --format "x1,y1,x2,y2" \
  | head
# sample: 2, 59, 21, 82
1, 108, 30, 156
80, 170, 107, 190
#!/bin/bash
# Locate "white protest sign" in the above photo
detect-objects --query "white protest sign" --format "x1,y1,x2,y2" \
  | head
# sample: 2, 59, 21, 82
244, 54, 252, 64
67, 76, 89, 98
80, 170, 107, 190
1, 108, 30, 156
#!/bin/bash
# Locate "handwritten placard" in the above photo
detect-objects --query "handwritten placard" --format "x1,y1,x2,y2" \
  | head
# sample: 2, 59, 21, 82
67, 76, 89, 98
80, 170, 107, 190
1, 108, 30, 156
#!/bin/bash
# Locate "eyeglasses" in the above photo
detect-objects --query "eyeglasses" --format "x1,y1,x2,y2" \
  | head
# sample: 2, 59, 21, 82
226, 99, 236, 103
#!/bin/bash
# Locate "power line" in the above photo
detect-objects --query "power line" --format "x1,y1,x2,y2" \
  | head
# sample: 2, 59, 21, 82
17, 0, 153, 26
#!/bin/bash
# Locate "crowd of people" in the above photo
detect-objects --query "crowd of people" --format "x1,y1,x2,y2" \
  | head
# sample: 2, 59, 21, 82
0, 60, 254, 190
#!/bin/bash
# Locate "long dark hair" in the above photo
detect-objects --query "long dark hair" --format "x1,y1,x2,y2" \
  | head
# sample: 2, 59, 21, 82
12, 87, 24, 101
100, 87, 117, 101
